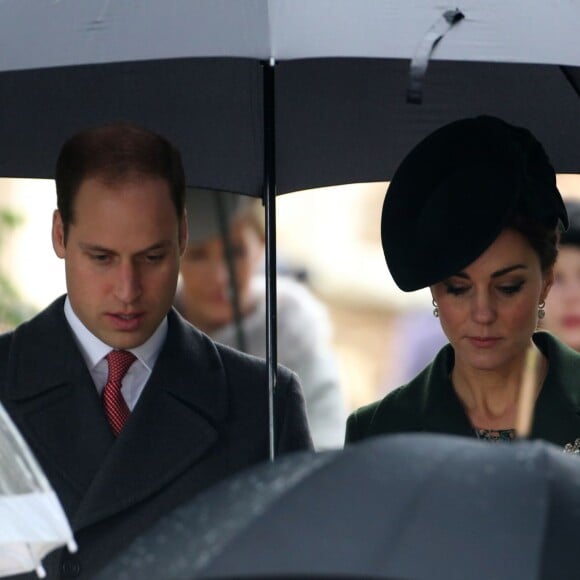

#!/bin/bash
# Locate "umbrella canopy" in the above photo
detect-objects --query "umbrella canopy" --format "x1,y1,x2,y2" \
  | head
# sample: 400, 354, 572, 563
0, 0, 579, 193
0, 403, 77, 579
95, 433, 580, 580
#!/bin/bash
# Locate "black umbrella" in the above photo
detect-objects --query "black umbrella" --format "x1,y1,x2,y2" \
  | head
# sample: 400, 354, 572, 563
2, 1, 579, 456
1, 2, 580, 189
95, 433, 580, 580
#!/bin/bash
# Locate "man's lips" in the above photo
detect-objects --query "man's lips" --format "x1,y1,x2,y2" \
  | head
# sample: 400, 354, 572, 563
106, 312, 144, 330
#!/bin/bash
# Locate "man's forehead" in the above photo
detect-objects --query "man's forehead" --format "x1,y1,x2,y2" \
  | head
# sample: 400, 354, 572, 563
81, 171, 170, 191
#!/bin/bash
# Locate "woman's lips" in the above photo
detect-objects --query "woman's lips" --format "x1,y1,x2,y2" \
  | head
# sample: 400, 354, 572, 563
467, 336, 500, 348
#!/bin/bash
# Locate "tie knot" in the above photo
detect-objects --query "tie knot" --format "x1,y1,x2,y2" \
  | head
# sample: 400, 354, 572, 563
106, 350, 136, 385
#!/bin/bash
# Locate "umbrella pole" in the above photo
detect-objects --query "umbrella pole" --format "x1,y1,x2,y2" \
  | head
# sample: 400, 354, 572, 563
263, 59, 278, 461
213, 193, 247, 353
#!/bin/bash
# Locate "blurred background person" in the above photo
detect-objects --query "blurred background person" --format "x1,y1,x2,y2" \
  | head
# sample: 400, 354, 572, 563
542, 200, 580, 351
176, 188, 348, 450
380, 306, 448, 394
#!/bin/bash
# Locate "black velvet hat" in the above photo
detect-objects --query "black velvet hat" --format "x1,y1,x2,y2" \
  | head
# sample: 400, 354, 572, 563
381, 115, 568, 291
560, 200, 580, 247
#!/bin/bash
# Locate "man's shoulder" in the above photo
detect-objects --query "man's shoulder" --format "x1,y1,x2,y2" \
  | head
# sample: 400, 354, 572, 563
168, 309, 296, 384
213, 338, 296, 386
0, 297, 66, 355
0, 327, 14, 363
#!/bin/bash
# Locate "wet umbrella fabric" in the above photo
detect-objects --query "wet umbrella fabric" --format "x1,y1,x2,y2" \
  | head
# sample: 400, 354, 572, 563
0, 1, 579, 191
96, 433, 580, 580
0, 403, 77, 578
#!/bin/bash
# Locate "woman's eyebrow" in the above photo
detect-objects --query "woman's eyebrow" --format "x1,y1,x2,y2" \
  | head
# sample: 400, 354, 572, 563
491, 264, 527, 278
452, 264, 527, 280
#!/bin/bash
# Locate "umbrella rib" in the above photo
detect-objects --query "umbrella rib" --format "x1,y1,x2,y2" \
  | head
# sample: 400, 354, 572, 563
560, 65, 580, 99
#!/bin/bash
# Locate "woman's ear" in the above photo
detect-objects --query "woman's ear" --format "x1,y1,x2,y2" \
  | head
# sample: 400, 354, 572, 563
541, 267, 555, 302
428, 286, 437, 302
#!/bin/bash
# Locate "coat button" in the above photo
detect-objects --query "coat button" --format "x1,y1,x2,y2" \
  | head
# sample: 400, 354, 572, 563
61, 557, 82, 578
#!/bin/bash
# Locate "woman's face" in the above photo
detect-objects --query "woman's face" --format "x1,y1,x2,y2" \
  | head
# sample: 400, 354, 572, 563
179, 217, 264, 333
430, 228, 553, 374
542, 245, 580, 351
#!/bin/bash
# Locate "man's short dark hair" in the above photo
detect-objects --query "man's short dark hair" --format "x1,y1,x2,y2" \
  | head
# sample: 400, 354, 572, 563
55, 122, 186, 241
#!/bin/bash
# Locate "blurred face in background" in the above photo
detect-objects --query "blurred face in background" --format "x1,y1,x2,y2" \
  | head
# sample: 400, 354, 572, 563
179, 216, 264, 334
542, 245, 580, 351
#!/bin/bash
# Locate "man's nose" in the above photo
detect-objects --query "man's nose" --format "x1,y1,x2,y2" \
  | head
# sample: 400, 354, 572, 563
114, 262, 142, 303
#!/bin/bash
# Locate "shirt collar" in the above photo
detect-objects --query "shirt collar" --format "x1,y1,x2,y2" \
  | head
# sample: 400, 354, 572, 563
64, 296, 167, 372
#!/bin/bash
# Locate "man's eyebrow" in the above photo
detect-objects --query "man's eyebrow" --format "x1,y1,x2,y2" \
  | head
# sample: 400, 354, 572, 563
453, 264, 527, 280
78, 241, 171, 254
78, 242, 113, 253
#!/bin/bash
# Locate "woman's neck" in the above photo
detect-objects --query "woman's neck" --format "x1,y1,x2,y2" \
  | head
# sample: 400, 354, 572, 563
451, 347, 547, 430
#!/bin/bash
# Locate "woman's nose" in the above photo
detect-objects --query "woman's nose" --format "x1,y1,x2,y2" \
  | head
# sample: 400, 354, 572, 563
470, 293, 496, 324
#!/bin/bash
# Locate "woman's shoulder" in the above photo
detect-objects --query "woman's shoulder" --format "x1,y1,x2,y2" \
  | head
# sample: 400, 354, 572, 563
535, 331, 580, 404
346, 345, 455, 443
346, 379, 428, 443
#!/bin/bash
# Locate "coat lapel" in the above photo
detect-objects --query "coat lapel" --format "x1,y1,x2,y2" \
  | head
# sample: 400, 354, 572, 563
72, 310, 228, 529
531, 332, 580, 447
5, 298, 114, 508
418, 346, 475, 437
420, 333, 580, 445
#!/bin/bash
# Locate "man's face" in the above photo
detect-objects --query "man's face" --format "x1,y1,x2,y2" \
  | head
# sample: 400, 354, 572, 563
52, 175, 186, 349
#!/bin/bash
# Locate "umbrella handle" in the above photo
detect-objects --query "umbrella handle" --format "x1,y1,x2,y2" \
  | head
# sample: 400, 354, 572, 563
407, 8, 465, 104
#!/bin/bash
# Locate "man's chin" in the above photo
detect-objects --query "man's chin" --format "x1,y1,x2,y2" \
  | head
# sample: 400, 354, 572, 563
99, 329, 150, 351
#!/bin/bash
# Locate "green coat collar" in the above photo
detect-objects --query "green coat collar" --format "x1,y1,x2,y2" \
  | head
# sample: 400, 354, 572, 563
352, 332, 580, 448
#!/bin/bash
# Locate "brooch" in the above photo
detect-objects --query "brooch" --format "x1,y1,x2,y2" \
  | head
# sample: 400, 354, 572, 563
563, 439, 580, 454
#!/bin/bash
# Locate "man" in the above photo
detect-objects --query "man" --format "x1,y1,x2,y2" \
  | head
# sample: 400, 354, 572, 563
0, 123, 312, 579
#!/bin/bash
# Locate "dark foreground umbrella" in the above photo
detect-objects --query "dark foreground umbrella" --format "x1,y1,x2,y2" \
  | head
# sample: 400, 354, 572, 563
96, 433, 580, 580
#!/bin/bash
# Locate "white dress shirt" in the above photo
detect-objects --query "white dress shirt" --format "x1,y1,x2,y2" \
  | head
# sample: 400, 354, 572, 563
64, 297, 167, 410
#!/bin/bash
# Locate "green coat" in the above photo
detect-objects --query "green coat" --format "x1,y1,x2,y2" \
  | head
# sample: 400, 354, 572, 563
346, 332, 580, 449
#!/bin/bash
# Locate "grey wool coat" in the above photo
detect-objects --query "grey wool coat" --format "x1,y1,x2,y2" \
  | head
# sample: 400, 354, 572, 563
0, 296, 313, 579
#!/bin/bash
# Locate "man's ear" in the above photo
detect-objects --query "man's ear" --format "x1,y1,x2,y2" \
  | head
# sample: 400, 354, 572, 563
52, 210, 66, 258
179, 210, 188, 256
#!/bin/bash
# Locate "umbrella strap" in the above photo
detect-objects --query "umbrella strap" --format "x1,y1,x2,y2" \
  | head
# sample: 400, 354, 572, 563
407, 8, 465, 104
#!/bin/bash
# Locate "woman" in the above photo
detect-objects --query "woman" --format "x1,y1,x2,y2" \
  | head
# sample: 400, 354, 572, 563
346, 115, 580, 447
542, 200, 580, 351
176, 188, 347, 450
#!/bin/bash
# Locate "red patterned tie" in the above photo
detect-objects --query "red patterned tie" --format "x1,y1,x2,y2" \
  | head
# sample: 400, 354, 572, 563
102, 350, 136, 437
